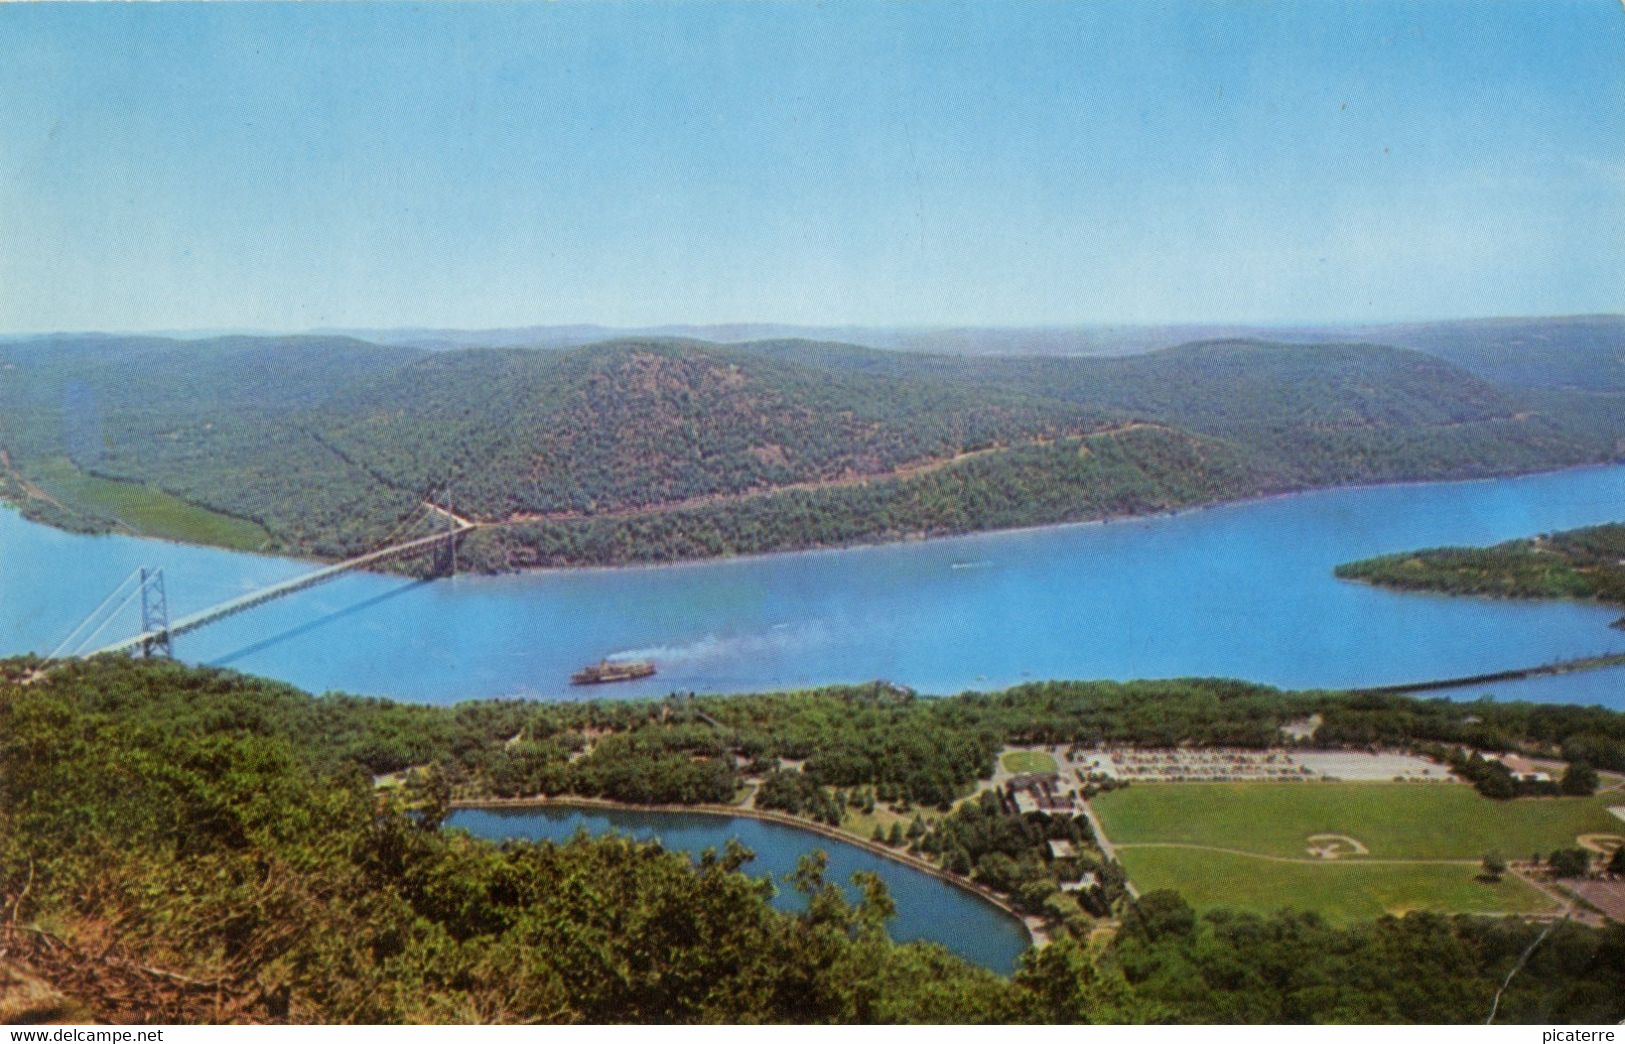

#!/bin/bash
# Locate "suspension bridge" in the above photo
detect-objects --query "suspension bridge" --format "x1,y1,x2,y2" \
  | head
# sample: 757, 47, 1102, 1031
44, 500, 472, 664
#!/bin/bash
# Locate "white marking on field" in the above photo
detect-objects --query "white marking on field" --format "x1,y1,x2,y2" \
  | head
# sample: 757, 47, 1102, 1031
1305, 833, 1370, 859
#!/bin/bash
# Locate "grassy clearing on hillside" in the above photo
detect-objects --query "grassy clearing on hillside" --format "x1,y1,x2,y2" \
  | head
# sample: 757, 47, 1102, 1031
30, 458, 270, 551
1001, 750, 1059, 774
1093, 782, 1622, 860
1115, 846, 1557, 923
839, 805, 942, 842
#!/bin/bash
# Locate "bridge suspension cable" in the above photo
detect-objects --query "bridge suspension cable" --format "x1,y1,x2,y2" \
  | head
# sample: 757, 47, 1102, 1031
44, 567, 146, 663
359, 488, 459, 558
367, 501, 434, 555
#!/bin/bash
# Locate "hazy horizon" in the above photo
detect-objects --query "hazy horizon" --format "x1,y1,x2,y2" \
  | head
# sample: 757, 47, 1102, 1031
8, 312, 1625, 342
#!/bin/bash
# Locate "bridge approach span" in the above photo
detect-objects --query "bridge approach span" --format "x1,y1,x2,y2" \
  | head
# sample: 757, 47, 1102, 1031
89, 524, 469, 658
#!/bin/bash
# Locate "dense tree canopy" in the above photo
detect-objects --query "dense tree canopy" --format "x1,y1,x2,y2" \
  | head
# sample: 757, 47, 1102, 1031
3, 333, 1619, 569
1338, 522, 1625, 609
4, 657, 1622, 1024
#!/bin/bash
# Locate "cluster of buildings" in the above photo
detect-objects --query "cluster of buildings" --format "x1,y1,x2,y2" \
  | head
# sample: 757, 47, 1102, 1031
992, 755, 1120, 914
1482, 752, 1554, 784
1005, 771, 1078, 813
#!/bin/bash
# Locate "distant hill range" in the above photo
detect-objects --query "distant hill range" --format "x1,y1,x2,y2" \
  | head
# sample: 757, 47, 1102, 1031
1, 316, 1621, 569
307, 322, 1277, 356
307, 314, 1625, 380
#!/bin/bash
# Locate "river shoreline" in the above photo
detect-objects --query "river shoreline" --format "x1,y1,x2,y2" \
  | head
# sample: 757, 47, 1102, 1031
448, 794, 1042, 947
1352, 651, 1625, 696
445, 459, 1625, 581
1336, 573, 1625, 622
5, 459, 1620, 582
8, 463, 1624, 706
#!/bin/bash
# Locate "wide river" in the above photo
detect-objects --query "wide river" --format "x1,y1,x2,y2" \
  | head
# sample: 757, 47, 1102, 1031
446, 805, 1031, 974
7, 466, 1623, 974
3, 465, 1622, 706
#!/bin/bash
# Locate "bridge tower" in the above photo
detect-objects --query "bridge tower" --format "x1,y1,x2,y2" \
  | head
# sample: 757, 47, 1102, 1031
446, 483, 457, 576
431, 529, 464, 578
427, 483, 461, 578
139, 567, 173, 659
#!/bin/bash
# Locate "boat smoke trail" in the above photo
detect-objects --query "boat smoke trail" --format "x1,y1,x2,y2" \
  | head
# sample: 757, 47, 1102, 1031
610, 620, 834, 666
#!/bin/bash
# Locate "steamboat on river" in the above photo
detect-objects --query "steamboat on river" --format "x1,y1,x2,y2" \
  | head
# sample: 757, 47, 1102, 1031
570, 659, 657, 685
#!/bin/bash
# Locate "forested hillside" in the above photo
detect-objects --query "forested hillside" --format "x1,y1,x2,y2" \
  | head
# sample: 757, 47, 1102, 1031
0, 335, 426, 555
308, 339, 1100, 517
3, 657, 1623, 1023
1338, 523, 1625, 610
1, 330, 1620, 569
752, 337, 1619, 483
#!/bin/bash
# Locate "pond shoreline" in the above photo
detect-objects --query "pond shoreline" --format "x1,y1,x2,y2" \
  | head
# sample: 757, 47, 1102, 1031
449, 794, 1042, 947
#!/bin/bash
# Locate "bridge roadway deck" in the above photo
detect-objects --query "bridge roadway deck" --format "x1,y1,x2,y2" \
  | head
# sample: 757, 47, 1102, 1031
90, 525, 469, 657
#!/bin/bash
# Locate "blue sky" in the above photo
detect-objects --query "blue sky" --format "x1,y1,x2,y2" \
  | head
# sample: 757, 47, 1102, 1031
1, 1, 1621, 332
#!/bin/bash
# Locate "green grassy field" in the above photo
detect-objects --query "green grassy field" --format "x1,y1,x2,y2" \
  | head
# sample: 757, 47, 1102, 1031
1093, 782, 1623, 860
1116, 846, 1557, 924
1093, 781, 1622, 919
31, 458, 270, 551
1001, 750, 1059, 774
